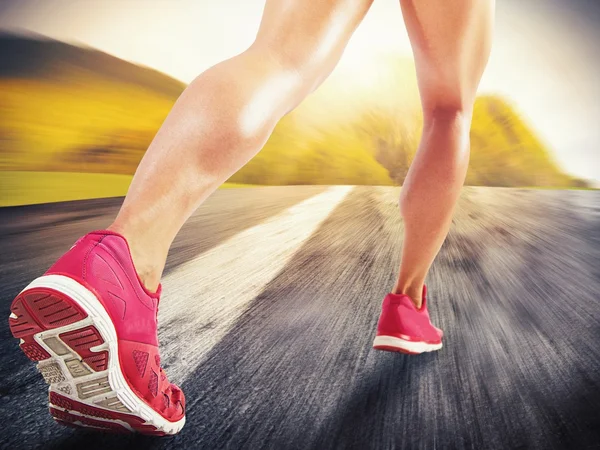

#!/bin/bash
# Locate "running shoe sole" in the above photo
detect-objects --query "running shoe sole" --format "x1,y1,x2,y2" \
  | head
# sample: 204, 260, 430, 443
373, 335, 443, 355
8, 274, 185, 435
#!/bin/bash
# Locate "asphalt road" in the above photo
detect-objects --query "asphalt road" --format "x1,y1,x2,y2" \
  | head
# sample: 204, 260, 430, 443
0, 186, 599, 450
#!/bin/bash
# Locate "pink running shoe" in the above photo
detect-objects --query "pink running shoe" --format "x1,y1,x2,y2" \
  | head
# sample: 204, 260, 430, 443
373, 286, 443, 354
8, 230, 185, 435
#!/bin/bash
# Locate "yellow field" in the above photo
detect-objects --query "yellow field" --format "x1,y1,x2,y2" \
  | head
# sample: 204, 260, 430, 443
0, 39, 587, 197
0, 172, 252, 207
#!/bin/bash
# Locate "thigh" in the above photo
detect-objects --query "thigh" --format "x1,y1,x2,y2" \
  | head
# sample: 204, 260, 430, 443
252, 0, 374, 84
400, 0, 495, 113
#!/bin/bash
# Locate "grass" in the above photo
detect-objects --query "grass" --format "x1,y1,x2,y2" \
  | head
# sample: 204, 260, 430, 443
0, 171, 255, 207
517, 186, 599, 191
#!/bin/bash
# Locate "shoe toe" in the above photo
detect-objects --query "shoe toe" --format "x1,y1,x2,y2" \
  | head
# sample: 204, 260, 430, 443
163, 383, 185, 420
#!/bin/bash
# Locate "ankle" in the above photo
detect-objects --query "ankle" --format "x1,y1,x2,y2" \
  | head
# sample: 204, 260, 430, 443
107, 223, 165, 293
129, 254, 162, 293
392, 283, 423, 308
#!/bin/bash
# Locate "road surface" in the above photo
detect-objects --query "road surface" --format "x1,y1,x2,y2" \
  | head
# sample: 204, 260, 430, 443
0, 186, 599, 450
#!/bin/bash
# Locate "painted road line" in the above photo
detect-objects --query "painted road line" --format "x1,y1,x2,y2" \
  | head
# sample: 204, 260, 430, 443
158, 186, 354, 380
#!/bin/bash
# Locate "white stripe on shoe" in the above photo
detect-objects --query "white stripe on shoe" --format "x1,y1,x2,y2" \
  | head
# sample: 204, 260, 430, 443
373, 335, 443, 354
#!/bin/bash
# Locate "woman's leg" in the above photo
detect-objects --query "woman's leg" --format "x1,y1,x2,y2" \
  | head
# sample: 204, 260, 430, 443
393, 0, 495, 306
109, 0, 374, 291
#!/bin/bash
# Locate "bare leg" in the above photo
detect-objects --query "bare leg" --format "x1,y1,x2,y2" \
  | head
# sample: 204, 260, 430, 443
108, 0, 373, 291
393, 0, 495, 306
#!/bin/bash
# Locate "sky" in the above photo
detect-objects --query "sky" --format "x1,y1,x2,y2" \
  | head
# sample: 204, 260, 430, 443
0, 0, 599, 184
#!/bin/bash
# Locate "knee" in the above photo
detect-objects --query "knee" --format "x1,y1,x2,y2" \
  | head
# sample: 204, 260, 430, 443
420, 104, 473, 155
398, 105, 471, 217
423, 104, 471, 129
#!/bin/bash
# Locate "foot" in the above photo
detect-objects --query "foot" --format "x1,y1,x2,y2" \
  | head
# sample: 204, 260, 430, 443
8, 230, 185, 435
373, 286, 443, 354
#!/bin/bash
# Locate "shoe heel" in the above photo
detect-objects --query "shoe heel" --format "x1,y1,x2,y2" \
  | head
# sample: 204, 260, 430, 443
9, 274, 186, 435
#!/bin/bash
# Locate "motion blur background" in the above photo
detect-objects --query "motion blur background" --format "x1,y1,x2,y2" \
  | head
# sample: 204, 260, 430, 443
0, 0, 598, 206
1, 2, 600, 449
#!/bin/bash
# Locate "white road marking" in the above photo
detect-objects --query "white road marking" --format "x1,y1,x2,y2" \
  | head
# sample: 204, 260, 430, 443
158, 186, 354, 381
